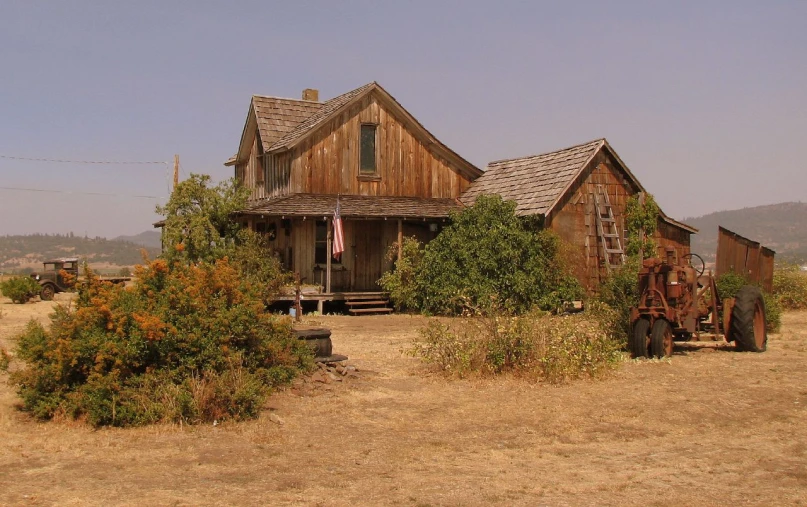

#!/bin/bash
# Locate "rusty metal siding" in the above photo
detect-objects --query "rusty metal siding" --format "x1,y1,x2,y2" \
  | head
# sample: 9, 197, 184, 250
715, 226, 775, 292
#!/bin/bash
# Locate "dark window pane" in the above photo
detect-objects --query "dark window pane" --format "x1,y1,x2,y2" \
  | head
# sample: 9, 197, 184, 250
360, 124, 377, 173
315, 221, 327, 263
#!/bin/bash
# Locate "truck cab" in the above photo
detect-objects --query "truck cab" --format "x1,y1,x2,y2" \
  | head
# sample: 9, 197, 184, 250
31, 257, 79, 300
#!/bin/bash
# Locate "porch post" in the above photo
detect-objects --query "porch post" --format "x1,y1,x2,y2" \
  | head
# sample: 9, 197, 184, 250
397, 219, 403, 262
326, 219, 332, 293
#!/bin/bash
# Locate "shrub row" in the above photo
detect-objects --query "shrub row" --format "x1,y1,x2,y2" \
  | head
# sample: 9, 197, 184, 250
409, 303, 623, 383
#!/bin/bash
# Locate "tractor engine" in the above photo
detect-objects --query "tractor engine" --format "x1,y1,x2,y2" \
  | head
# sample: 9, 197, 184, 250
634, 247, 698, 330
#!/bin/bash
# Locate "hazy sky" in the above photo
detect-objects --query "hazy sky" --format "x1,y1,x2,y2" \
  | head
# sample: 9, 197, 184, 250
1, 1, 805, 238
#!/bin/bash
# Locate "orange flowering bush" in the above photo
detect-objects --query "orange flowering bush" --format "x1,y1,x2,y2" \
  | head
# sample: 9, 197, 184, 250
10, 259, 312, 426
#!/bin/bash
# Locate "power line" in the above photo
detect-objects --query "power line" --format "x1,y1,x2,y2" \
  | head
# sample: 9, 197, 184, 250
0, 185, 165, 200
0, 154, 169, 165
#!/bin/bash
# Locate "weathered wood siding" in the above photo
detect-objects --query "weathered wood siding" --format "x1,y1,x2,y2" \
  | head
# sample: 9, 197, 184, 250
547, 151, 637, 291
286, 94, 472, 199
715, 226, 775, 292
235, 126, 267, 201
654, 220, 691, 261
546, 151, 692, 292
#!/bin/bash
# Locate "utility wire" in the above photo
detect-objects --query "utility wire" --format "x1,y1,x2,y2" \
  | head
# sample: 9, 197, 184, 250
0, 185, 165, 200
0, 154, 169, 165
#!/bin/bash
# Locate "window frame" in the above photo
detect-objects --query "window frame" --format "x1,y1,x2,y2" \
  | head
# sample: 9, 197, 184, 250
359, 123, 379, 177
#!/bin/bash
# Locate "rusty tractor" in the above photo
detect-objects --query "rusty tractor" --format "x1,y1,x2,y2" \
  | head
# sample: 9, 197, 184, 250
630, 247, 767, 358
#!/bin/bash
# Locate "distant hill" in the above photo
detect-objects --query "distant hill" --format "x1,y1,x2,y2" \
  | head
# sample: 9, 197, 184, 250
112, 230, 162, 249
683, 202, 807, 263
0, 233, 161, 273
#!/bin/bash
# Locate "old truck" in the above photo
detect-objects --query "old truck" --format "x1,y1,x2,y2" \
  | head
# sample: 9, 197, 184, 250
30, 258, 131, 300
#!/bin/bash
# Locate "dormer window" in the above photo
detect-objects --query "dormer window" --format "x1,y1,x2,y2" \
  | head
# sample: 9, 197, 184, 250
360, 124, 377, 175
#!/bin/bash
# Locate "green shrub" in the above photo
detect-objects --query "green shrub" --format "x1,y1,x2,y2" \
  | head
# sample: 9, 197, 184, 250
378, 236, 424, 311
393, 195, 582, 315
10, 258, 313, 427
595, 257, 641, 342
0, 276, 42, 304
773, 264, 807, 310
409, 302, 623, 383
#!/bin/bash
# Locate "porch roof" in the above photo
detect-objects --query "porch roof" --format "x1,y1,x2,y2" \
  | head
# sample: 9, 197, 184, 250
240, 193, 462, 219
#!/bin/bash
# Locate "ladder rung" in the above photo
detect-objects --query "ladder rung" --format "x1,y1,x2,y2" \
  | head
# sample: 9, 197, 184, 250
602, 233, 620, 238
605, 249, 624, 254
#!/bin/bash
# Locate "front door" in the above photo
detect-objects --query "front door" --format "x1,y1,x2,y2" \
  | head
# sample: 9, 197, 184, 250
352, 221, 383, 291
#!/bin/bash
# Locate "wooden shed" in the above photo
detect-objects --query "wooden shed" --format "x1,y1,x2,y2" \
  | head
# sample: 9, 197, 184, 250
461, 139, 698, 291
227, 82, 483, 307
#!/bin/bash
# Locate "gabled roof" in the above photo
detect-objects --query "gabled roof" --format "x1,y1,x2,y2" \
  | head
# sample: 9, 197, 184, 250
253, 95, 323, 150
460, 138, 697, 233
241, 193, 461, 219
228, 82, 483, 180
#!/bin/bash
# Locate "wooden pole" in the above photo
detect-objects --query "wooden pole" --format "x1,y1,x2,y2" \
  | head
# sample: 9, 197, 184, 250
173, 154, 179, 191
397, 219, 403, 262
326, 219, 332, 294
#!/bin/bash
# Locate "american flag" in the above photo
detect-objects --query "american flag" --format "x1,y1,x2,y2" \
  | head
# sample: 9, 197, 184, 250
333, 197, 344, 261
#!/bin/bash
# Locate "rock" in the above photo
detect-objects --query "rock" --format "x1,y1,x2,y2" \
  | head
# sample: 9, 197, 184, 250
311, 371, 327, 383
268, 413, 285, 425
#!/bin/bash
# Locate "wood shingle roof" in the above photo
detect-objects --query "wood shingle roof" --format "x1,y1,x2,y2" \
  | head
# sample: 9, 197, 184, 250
461, 139, 604, 216
242, 194, 461, 219
252, 96, 323, 150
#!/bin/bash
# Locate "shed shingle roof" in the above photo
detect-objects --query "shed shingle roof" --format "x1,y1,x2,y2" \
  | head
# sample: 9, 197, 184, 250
242, 193, 461, 219
460, 138, 697, 234
461, 139, 604, 216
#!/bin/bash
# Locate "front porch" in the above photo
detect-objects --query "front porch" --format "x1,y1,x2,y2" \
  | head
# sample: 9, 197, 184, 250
275, 290, 393, 315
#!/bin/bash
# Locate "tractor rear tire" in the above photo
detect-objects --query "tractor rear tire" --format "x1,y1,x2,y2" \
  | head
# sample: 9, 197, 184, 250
631, 319, 651, 358
650, 319, 673, 358
732, 285, 767, 352
40, 283, 55, 301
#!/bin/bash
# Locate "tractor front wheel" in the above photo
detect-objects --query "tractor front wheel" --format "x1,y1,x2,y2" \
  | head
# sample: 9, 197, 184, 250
650, 319, 673, 358
732, 286, 767, 352
40, 283, 55, 301
630, 319, 651, 358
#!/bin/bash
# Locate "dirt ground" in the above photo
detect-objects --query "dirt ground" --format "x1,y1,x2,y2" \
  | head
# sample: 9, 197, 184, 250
1, 295, 806, 506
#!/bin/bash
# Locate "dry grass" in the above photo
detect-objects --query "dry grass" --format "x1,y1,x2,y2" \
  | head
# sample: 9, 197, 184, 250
1, 297, 806, 506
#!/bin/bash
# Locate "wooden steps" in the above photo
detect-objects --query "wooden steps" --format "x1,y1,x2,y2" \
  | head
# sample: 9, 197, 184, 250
346, 293, 393, 315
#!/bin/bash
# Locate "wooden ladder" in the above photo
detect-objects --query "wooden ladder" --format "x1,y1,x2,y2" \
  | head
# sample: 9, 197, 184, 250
593, 186, 625, 271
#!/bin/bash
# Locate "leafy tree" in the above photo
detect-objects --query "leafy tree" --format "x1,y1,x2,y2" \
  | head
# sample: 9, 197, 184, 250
156, 174, 250, 264
383, 195, 582, 314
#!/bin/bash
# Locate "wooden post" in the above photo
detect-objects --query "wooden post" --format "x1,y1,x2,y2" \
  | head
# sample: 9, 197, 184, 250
294, 272, 302, 322
326, 219, 332, 293
173, 154, 179, 190
397, 219, 403, 262
638, 192, 646, 260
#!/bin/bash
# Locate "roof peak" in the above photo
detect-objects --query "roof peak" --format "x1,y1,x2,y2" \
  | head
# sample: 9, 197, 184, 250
252, 94, 322, 104
488, 138, 606, 166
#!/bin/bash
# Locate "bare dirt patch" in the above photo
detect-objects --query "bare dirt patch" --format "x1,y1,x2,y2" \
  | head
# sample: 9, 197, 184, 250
1, 297, 806, 506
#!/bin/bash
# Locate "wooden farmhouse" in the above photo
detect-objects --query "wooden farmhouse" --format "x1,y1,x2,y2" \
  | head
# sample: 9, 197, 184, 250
460, 139, 697, 291
226, 82, 483, 309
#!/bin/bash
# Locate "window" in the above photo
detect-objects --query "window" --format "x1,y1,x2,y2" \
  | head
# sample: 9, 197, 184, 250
315, 220, 328, 264
360, 124, 377, 174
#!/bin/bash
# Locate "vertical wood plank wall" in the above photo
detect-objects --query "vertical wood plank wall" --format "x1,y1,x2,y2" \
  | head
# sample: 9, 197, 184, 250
286, 94, 473, 198
547, 152, 692, 292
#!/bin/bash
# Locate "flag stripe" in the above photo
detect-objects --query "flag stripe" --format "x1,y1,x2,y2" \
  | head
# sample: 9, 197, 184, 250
333, 199, 344, 261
